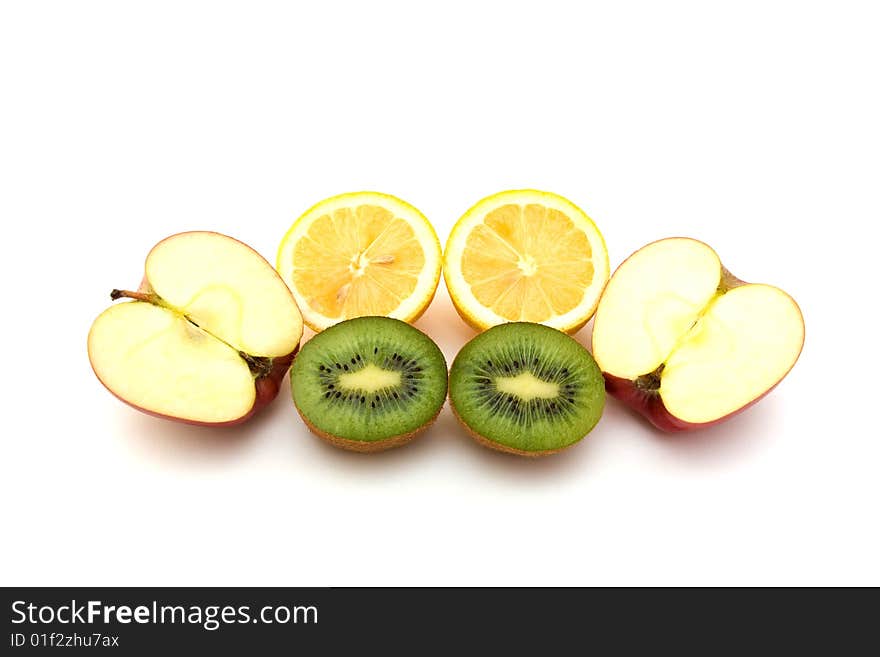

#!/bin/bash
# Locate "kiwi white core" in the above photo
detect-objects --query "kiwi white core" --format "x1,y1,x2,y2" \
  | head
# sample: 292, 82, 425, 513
593, 238, 804, 424
495, 371, 560, 401
339, 364, 401, 393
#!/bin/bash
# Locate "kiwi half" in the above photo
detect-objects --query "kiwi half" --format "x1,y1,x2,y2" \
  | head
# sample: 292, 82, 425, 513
449, 322, 605, 456
290, 316, 447, 452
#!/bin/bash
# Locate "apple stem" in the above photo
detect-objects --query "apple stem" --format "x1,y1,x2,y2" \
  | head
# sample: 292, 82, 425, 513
634, 364, 664, 393
717, 267, 747, 293
110, 289, 155, 303
239, 352, 273, 378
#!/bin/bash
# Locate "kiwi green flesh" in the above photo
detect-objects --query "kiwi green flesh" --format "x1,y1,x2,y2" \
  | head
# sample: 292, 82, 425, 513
290, 316, 447, 443
449, 322, 605, 454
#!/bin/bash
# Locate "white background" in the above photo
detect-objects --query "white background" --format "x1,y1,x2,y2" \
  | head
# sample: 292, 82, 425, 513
1, 1, 877, 586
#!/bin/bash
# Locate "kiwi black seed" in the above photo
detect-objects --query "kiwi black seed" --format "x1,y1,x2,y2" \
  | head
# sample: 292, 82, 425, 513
290, 316, 447, 452
449, 322, 605, 456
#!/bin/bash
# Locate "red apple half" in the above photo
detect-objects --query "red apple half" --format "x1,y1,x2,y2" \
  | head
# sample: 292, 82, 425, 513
591, 238, 804, 432
88, 231, 304, 426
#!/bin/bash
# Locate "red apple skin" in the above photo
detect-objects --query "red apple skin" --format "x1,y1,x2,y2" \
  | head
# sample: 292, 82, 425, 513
603, 372, 782, 433
91, 346, 298, 427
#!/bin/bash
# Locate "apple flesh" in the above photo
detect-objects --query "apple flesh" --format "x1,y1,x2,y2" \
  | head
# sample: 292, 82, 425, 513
591, 238, 804, 431
88, 231, 303, 425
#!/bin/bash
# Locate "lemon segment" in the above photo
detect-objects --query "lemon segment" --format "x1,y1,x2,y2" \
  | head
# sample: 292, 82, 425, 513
277, 192, 442, 332
443, 190, 609, 333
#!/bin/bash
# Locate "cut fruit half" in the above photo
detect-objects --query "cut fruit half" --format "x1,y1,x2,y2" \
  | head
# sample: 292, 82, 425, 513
592, 238, 805, 431
449, 322, 605, 456
443, 190, 609, 333
88, 231, 303, 426
277, 192, 442, 332
290, 316, 448, 452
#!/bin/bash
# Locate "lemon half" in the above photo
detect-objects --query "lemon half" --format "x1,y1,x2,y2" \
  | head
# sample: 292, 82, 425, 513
277, 192, 442, 332
443, 190, 609, 333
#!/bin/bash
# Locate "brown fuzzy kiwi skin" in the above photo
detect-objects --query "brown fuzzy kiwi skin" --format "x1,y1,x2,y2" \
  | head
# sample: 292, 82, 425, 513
448, 395, 576, 458
294, 400, 444, 453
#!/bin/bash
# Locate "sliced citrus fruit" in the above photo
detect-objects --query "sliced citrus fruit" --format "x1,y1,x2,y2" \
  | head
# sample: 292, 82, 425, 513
277, 192, 442, 332
443, 190, 609, 333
